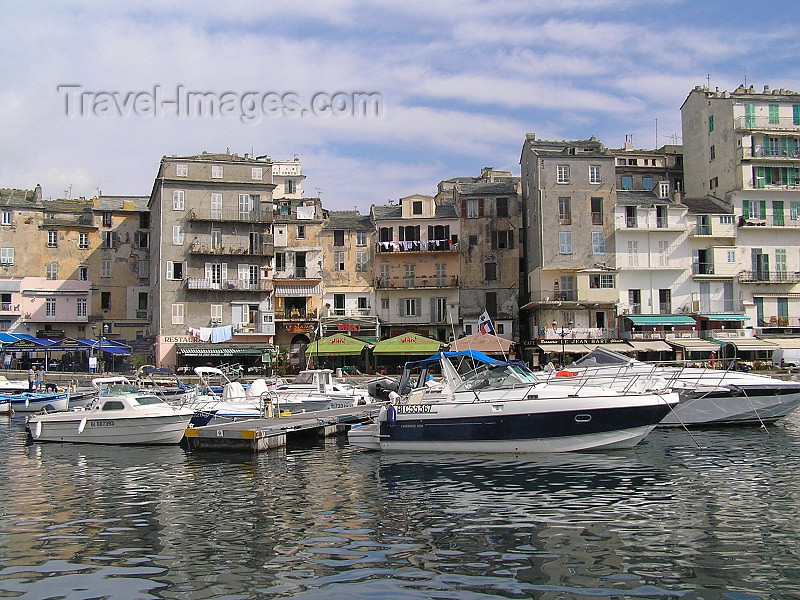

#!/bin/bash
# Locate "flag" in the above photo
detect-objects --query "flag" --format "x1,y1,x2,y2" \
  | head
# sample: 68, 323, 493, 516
478, 310, 494, 335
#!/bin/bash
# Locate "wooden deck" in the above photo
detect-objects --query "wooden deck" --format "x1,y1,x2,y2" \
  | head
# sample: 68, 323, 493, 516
183, 405, 382, 452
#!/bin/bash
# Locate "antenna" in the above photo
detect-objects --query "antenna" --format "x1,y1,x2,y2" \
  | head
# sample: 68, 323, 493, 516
707, 73, 710, 88
655, 117, 658, 148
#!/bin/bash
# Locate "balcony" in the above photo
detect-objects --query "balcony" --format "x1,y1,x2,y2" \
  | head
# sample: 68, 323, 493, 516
190, 237, 274, 256
376, 240, 459, 253
273, 269, 321, 281
375, 275, 459, 289
692, 263, 715, 275
185, 278, 274, 292
0, 303, 20, 314
188, 207, 273, 223
734, 115, 800, 132
274, 308, 318, 321
326, 308, 374, 317
738, 270, 800, 284
740, 146, 800, 161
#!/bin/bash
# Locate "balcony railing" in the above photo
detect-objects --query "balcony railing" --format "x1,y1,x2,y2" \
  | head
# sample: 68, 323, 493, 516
740, 146, 800, 160
186, 278, 273, 291
190, 239, 274, 256
327, 308, 373, 317
375, 275, 459, 289
274, 308, 318, 320
376, 240, 458, 253
738, 270, 800, 283
734, 115, 800, 131
693, 264, 714, 275
188, 207, 273, 223
0, 303, 20, 312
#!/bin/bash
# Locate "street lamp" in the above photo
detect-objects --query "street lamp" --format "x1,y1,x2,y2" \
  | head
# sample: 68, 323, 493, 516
553, 319, 573, 367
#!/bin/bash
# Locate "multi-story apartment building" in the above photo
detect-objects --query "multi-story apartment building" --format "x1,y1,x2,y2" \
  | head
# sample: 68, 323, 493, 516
452, 181, 520, 341
270, 157, 305, 200
0, 186, 92, 339
611, 138, 684, 195
148, 151, 276, 367
272, 197, 324, 357
92, 195, 151, 344
519, 135, 619, 349
682, 84, 800, 327
318, 210, 378, 341
371, 194, 460, 341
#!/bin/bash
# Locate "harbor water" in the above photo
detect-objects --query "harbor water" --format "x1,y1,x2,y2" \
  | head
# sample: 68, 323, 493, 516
2, 413, 800, 599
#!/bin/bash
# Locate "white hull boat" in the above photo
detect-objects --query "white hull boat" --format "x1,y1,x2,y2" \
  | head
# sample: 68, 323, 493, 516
26, 377, 193, 445
7, 392, 70, 413
271, 369, 371, 413
0, 399, 10, 415
187, 367, 270, 425
349, 351, 678, 453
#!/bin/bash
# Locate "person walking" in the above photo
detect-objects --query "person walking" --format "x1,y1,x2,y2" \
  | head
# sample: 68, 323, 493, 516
35, 367, 44, 392
28, 366, 35, 392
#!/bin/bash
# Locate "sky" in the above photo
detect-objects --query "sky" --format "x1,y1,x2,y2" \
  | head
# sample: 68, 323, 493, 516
2, 0, 800, 211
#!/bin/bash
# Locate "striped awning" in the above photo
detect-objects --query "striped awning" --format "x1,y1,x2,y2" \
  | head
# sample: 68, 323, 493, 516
628, 340, 672, 352
274, 284, 322, 297
667, 338, 720, 352
758, 337, 800, 349
720, 338, 778, 351
177, 344, 272, 357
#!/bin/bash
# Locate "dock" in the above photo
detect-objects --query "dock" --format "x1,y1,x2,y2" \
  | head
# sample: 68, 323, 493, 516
183, 405, 381, 452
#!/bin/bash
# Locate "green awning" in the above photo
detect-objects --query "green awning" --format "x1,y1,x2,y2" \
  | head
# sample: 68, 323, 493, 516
626, 315, 696, 326
698, 314, 749, 321
306, 334, 370, 356
372, 333, 444, 355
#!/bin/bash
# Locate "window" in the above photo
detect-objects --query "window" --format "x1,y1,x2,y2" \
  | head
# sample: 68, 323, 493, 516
625, 206, 637, 228
333, 251, 345, 271
76, 232, 89, 249
403, 298, 420, 317
404, 263, 415, 287
135, 231, 149, 248
727, 250, 736, 263
138, 292, 148, 311
138, 260, 149, 278
589, 274, 614, 289
274, 252, 286, 272
176, 163, 188, 177
794, 105, 800, 126
412, 201, 423, 215
591, 197, 603, 225
628, 289, 641, 314
710, 145, 716, 160
696, 215, 711, 235
102, 212, 112, 227
101, 291, 111, 310
769, 104, 780, 125
591, 232, 605, 254
621, 176, 633, 190
251, 167, 262, 180
496, 197, 508, 217
45, 262, 58, 279
356, 231, 366, 246
333, 294, 346, 315
78, 266, 88, 280
744, 199, 766, 219
172, 225, 184, 245
139, 213, 150, 229
172, 190, 185, 210
238, 194, 253, 220
0, 248, 13, 265
172, 303, 184, 325
776, 248, 787, 279
211, 165, 223, 179
333, 230, 345, 246
792, 201, 800, 221
558, 231, 572, 254
558, 197, 571, 224
493, 230, 514, 250
658, 240, 670, 266
656, 205, 668, 228
435, 263, 447, 286
659, 289, 672, 314
708, 115, 714, 132
720, 215, 734, 224
468, 235, 478, 246
466, 198, 479, 218
73, 296, 87, 318
557, 164, 570, 184
165, 261, 184, 280
709, 177, 719, 190
465, 324, 473, 335
211, 193, 223, 219
355, 251, 367, 271
285, 180, 296, 194
589, 165, 601, 184
484, 262, 497, 281
47, 230, 58, 248
45, 298, 56, 317
1, 211, 11, 225
102, 231, 116, 248
643, 176, 654, 191
101, 259, 111, 278
773, 200, 785, 226
297, 225, 305, 240
381, 298, 389, 310
211, 304, 222, 323
627, 240, 639, 266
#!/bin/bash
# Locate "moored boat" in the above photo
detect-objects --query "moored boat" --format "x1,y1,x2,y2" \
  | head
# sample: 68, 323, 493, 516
6, 391, 70, 413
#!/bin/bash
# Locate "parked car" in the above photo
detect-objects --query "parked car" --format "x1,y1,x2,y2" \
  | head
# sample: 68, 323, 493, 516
772, 348, 800, 368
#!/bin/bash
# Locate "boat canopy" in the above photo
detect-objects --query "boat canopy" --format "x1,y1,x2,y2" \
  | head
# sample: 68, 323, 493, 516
403, 350, 504, 369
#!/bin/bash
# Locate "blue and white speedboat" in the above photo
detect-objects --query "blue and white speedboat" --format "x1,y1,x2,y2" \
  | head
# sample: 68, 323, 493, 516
6, 391, 69, 413
348, 351, 678, 453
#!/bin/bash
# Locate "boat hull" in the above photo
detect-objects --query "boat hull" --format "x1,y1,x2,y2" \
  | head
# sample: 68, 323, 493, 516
660, 387, 800, 426
9, 393, 70, 413
350, 393, 676, 453
26, 413, 191, 445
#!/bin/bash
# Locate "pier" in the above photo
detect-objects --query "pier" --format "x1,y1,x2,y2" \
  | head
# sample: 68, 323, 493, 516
183, 405, 381, 452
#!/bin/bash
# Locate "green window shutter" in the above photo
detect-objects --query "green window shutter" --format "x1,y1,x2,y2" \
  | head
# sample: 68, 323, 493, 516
743, 199, 750, 217
782, 137, 789, 156
764, 167, 772, 186
791, 200, 800, 220
774, 201, 785, 226
794, 105, 800, 126
769, 104, 780, 124
745, 103, 755, 127
755, 167, 765, 189
791, 168, 800, 185
708, 115, 714, 132
760, 200, 767, 218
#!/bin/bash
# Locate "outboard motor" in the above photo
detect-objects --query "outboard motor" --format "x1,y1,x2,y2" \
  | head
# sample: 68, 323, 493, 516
367, 376, 398, 401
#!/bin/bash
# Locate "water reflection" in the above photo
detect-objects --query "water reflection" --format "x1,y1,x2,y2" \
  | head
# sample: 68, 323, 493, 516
0, 415, 799, 598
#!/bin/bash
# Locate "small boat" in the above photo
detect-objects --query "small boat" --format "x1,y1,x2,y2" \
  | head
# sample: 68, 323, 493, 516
25, 377, 194, 445
133, 365, 195, 401
5, 391, 70, 413
271, 369, 371, 413
0, 375, 31, 395
564, 347, 800, 426
186, 367, 273, 425
0, 399, 11, 415
348, 351, 678, 453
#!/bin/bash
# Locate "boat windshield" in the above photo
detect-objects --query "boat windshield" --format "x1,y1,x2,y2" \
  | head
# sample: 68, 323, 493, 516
99, 383, 140, 396
455, 363, 539, 392
133, 395, 166, 406
293, 372, 315, 384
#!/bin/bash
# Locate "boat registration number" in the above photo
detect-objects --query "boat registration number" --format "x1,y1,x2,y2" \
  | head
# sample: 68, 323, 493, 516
91, 420, 115, 427
396, 405, 433, 414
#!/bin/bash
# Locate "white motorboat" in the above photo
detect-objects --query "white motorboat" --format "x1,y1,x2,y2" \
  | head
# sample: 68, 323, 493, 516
6, 391, 70, 413
25, 376, 194, 445
133, 365, 195, 402
0, 399, 10, 415
0, 375, 30, 395
564, 347, 800, 426
348, 351, 678, 453
186, 367, 273, 425
271, 369, 371, 413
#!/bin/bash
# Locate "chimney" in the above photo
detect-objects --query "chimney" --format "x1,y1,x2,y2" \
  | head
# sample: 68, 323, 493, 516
33, 184, 42, 202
